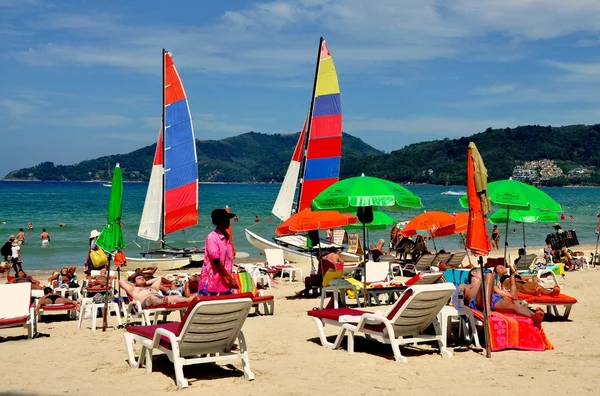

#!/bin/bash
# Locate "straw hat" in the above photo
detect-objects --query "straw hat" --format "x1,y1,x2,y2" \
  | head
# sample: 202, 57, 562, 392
8, 235, 15, 240
89, 230, 101, 238
12, 240, 20, 246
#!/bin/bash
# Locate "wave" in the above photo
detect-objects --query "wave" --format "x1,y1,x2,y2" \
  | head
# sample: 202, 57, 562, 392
441, 190, 466, 196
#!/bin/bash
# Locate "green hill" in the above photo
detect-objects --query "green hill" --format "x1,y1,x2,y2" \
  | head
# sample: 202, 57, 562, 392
341, 124, 600, 186
6, 124, 600, 185
3, 132, 382, 183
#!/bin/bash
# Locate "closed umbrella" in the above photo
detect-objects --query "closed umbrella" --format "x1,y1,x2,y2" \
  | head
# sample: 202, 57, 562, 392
95, 163, 125, 332
465, 142, 492, 358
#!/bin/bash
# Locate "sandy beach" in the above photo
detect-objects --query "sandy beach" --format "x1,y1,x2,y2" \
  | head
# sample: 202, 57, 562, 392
2, 243, 600, 396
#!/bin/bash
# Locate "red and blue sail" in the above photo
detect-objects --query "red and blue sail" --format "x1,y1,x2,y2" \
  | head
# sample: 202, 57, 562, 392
298, 40, 342, 211
163, 51, 198, 235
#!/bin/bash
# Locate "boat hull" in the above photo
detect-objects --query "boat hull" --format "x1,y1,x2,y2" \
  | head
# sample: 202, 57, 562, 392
245, 229, 359, 275
124, 256, 193, 271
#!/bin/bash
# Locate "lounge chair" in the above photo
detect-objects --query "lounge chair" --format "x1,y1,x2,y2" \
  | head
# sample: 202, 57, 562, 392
400, 253, 437, 275
445, 251, 467, 267
307, 283, 455, 362
514, 254, 539, 272
0, 283, 36, 338
123, 294, 255, 388
124, 293, 189, 326
434, 253, 452, 267
265, 248, 303, 282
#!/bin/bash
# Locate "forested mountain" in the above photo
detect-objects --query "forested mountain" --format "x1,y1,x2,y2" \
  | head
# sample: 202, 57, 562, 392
3, 132, 382, 183
5, 124, 600, 185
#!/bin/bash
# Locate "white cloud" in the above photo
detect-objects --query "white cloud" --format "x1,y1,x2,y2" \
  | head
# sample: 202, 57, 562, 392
543, 60, 600, 81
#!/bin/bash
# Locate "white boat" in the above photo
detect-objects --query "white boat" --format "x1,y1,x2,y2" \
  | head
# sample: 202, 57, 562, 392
245, 37, 360, 269
126, 49, 199, 272
245, 229, 358, 275
125, 256, 192, 271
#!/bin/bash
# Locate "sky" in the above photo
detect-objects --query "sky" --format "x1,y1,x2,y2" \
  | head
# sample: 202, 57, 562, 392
2, 0, 600, 178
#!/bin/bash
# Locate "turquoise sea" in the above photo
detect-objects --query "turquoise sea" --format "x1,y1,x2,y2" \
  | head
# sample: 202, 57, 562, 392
1, 181, 599, 272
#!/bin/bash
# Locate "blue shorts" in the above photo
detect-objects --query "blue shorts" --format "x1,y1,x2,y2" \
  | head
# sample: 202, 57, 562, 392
469, 293, 503, 310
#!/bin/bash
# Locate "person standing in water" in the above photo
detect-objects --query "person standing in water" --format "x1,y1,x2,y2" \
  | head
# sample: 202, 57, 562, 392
40, 228, 50, 248
17, 228, 26, 244
28, 222, 33, 234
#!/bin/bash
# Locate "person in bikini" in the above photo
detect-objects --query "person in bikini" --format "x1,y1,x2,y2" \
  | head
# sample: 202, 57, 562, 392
499, 272, 561, 297
36, 287, 80, 315
118, 271, 193, 308
458, 264, 545, 327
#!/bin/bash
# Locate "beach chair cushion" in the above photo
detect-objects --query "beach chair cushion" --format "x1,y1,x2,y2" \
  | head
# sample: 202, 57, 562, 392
0, 315, 30, 326
517, 293, 577, 305
41, 303, 76, 311
127, 322, 181, 349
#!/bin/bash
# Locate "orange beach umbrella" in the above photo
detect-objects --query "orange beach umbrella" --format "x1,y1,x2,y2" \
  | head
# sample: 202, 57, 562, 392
432, 212, 469, 238
276, 209, 358, 235
400, 211, 456, 237
466, 143, 492, 256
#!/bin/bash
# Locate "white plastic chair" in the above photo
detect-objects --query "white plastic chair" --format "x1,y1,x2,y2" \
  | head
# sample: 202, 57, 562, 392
0, 283, 36, 338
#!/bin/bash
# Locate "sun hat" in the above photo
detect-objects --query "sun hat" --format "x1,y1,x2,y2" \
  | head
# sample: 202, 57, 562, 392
12, 240, 20, 246
9, 235, 15, 240
89, 230, 101, 238
128, 271, 146, 282
211, 208, 236, 225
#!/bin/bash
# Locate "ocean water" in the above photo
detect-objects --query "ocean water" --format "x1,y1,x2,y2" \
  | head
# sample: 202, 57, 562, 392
0, 181, 599, 271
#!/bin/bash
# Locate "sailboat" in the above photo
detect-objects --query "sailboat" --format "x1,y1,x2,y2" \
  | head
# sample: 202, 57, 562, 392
126, 49, 201, 271
245, 38, 360, 273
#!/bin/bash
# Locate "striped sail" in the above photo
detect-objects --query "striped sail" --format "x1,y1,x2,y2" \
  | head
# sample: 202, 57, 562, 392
137, 130, 164, 241
163, 51, 199, 235
298, 40, 342, 212
271, 116, 308, 221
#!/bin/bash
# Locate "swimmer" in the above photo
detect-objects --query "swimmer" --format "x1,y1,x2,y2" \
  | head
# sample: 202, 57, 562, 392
59, 223, 66, 228
254, 216, 260, 223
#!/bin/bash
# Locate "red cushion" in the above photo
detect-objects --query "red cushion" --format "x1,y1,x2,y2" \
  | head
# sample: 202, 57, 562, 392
143, 301, 189, 310
518, 293, 578, 305
307, 307, 369, 322
252, 295, 274, 303
42, 304, 76, 311
86, 286, 111, 293
126, 322, 181, 349
0, 315, 29, 326
176, 293, 254, 334
187, 280, 199, 294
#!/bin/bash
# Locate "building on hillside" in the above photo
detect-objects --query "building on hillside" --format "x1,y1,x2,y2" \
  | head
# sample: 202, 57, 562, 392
568, 167, 592, 178
513, 166, 538, 181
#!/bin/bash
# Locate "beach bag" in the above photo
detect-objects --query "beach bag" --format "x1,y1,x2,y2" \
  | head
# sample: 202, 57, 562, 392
90, 248, 108, 268
114, 251, 126, 267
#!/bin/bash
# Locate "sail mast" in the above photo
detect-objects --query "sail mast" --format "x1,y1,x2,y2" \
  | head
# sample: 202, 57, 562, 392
295, 36, 324, 213
161, 48, 166, 248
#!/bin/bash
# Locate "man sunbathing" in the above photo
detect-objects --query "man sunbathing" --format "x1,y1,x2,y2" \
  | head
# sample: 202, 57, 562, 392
458, 265, 545, 327
118, 270, 194, 308
86, 268, 115, 288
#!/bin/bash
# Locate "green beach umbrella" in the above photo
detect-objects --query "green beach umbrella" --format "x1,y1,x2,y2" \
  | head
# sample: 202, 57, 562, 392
459, 178, 562, 259
311, 174, 422, 211
489, 207, 558, 257
459, 179, 562, 212
312, 174, 422, 306
95, 163, 124, 332
343, 209, 397, 231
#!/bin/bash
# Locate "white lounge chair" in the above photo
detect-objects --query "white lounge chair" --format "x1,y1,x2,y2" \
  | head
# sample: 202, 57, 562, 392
123, 293, 255, 388
308, 283, 455, 362
0, 283, 36, 338
265, 248, 303, 282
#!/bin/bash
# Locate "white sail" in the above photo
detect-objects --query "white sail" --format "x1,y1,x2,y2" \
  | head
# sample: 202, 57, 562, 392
272, 117, 307, 221
138, 131, 164, 241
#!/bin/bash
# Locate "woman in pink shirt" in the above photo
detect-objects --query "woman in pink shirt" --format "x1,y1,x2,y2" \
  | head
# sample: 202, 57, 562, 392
199, 208, 239, 296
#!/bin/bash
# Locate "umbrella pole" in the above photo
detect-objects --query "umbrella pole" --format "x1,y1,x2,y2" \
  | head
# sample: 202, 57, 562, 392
478, 255, 492, 358
503, 207, 510, 265
460, 233, 473, 266
362, 220, 368, 307
117, 265, 122, 319
522, 222, 526, 256
102, 254, 112, 332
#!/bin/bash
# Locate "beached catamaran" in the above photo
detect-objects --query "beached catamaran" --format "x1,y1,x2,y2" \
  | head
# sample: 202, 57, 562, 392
127, 50, 200, 271
245, 38, 360, 271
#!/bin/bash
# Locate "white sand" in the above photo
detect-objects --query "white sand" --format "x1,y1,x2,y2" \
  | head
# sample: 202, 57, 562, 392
2, 243, 600, 395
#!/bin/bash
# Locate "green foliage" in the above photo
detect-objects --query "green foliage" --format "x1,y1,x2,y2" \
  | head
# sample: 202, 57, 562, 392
3, 132, 382, 183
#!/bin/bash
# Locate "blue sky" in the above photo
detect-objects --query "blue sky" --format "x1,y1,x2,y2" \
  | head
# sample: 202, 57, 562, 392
2, 0, 600, 178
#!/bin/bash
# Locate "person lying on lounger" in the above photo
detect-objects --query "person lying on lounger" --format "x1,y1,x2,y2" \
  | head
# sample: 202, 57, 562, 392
10, 270, 43, 290
457, 266, 544, 327
499, 271, 560, 297
86, 268, 115, 288
118, 270, 193, 308
35, 287, 80, 315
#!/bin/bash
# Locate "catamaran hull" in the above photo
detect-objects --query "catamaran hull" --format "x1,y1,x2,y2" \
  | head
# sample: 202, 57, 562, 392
124, 256, 193, 271
245, 229, 360, 275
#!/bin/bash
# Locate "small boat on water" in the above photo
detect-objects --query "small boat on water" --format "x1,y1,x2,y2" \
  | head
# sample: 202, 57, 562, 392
126, 50, 201, 271
244, 37, 361, 270
441, 190, 466, 196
